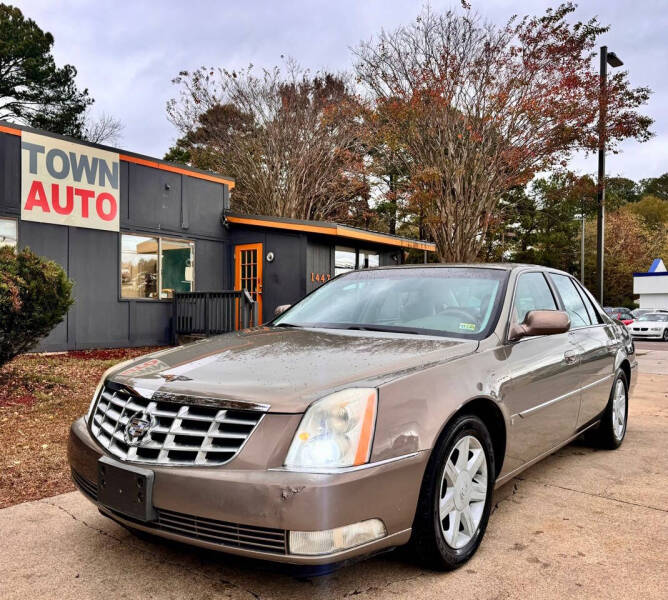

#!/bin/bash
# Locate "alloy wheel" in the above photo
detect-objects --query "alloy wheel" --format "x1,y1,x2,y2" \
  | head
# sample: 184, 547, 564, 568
663, 329, 668, 342
439, 435, 488, 549
612, 379, 626, 441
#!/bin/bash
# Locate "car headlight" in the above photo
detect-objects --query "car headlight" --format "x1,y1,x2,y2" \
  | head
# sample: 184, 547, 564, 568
650, 327, 660, 331
85, 360, 135, 423
284, 389, 378, 469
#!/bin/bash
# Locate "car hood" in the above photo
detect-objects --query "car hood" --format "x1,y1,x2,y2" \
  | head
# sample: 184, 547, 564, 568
632, 320, 667, 326
107, 327, 478, 413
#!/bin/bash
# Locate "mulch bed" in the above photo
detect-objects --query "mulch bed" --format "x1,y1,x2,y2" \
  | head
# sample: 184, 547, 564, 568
0, 347, 165, 508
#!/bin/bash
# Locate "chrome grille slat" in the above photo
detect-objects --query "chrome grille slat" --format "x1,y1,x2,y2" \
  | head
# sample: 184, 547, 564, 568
90, 385, 263, 466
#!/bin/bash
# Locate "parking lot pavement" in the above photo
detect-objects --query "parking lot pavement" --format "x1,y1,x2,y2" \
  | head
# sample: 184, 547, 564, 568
634, 340, 668, 352
1, 354, 667, 600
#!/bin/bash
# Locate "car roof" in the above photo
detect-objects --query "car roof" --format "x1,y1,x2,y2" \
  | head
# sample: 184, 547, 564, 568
361, 262, 571, 275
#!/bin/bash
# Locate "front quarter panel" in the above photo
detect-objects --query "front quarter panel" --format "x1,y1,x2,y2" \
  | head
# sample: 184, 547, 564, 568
371, 335, 510, 466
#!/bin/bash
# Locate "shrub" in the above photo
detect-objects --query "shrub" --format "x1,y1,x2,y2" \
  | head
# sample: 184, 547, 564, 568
0, 246, 74, 366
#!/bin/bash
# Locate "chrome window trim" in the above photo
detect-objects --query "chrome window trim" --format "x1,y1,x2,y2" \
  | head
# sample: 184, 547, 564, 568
514, 373, 614, 418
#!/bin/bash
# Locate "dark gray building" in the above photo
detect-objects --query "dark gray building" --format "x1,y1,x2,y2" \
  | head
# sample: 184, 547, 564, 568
0, 122, 434, 351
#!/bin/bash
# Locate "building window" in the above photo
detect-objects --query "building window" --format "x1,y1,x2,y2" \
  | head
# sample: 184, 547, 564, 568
335, 246, 380, 275
161, 238, 194, 297
359, 249, 379, 269
335, 246, 356, 276
121, 234, 194, 300
0, 218, 17, 248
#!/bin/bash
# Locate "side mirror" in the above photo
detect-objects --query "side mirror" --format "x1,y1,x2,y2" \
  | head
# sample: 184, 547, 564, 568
509, 310, 570, 342
274, 304, 291, 317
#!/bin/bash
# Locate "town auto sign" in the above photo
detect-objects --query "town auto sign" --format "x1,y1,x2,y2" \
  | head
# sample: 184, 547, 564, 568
21, 131, 120, 232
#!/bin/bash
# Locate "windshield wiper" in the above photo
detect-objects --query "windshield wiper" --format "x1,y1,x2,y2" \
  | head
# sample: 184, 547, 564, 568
341, 324, 421, 335
273, 322, 301, 328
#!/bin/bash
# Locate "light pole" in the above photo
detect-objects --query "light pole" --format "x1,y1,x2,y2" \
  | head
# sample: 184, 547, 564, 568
596, 46, 623, 305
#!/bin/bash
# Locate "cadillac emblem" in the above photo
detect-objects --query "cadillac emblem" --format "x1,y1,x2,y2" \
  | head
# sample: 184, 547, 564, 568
124, 410, 155, 446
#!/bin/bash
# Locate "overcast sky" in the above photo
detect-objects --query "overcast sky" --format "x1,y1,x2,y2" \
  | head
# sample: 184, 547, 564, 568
16, 0, 668, 181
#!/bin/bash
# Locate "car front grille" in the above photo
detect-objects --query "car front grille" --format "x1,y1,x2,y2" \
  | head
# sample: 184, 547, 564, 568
71, 470, 287, 554
89, 384, 263, 465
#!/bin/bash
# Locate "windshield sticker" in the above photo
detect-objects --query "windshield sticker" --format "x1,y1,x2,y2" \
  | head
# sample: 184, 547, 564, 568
459, 322, 477, 331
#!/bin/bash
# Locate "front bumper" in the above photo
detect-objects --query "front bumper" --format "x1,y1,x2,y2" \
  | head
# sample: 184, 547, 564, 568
68, 418, 427, 565
630, 332, 664, 339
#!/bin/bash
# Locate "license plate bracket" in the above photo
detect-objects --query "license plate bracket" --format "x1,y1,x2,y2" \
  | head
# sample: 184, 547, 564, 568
97, 456, 155, 522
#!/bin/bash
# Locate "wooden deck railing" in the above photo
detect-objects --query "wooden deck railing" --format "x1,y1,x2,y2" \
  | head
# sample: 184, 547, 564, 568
172, 290, 258, 342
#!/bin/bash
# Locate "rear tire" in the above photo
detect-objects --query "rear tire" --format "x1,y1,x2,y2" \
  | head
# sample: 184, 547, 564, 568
594, 370, 628, 449
409, 414, 495, 570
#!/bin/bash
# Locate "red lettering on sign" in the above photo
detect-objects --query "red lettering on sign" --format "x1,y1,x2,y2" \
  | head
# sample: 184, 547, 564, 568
24, 180, 50, 213
74, 188, 95, 218
52, 184, 74, 215
96, 192, 117, 221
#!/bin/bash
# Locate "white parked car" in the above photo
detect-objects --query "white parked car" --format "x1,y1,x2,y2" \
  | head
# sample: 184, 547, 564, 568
631, 308, 668, 319
628, 313, 668, 341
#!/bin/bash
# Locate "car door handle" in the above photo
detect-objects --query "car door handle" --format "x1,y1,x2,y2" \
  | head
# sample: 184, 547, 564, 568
563, 350, 579, 365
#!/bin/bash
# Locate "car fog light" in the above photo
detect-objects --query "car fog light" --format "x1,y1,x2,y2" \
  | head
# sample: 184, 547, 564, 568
289, 519, 387, 556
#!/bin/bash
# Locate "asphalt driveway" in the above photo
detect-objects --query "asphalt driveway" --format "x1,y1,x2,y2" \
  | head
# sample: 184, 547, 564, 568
1, 351, 666, 600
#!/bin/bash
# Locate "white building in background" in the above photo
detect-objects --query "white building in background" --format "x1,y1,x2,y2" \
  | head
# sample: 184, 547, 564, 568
633, 259, 668, 309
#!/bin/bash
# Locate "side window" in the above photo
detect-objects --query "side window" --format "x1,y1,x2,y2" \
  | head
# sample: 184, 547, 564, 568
573, 280, 601, 324
550, 274, 592, 327
513, 272, 557, 323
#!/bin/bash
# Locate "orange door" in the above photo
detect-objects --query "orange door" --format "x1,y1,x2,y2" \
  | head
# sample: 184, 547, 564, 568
234, 243, 263, 324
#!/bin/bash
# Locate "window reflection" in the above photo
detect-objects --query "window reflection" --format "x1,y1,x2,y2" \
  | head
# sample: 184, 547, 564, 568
161, 239, 194, 298
121, 235, 158, 299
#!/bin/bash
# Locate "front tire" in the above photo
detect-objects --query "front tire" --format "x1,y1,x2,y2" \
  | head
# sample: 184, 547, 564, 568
594, 370, 628, 449
409, 414, 495, 570
662, 329, 668, 342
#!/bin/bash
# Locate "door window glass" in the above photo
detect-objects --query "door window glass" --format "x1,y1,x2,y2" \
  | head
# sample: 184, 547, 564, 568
513, 272, 557, 323
573, 281, 601, 324
550, 274, 592, 327
0, 218, 17, 248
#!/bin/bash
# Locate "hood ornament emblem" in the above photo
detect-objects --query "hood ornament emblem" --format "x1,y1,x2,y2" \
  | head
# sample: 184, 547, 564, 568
124, 410, 156, 446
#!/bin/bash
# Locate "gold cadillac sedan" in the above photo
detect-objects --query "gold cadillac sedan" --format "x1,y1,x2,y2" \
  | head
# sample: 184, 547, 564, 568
68, 264, 636, 571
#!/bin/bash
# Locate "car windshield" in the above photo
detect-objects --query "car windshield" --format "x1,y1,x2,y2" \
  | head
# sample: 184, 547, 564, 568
637, 313, 668, 322
273, 267, 508, 338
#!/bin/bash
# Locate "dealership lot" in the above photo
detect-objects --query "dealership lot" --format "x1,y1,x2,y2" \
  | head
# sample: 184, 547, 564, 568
1, 351, 666, 600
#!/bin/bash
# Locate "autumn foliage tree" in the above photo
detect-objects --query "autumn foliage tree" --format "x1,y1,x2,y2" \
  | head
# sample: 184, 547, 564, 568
354, 3, 652, 261
166, 64, 369, 221
583, 208, 664, 306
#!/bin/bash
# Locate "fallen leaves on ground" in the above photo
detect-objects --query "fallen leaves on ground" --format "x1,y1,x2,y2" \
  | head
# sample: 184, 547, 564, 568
0, 347, 165, 508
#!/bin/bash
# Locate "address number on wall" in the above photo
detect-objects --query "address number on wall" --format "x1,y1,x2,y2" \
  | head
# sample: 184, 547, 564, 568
311, 272, 331, 283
